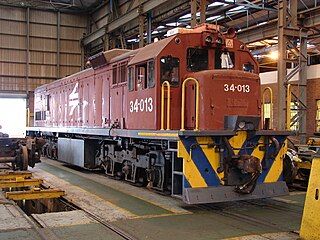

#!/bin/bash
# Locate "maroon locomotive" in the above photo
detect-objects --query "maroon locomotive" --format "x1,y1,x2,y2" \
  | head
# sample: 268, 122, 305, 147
27, 24, 290, 204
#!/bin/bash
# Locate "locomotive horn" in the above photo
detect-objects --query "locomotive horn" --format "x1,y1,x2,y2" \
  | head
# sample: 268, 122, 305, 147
226, 28, 236, 38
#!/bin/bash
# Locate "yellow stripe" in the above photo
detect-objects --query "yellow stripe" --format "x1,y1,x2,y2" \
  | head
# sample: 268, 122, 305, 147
178, 141, 207, 188
251, 136, 265, 161
138, 132, 178, 137
264, 140, 287, 183
229, 131, 247, 155
196, 137, 223, 181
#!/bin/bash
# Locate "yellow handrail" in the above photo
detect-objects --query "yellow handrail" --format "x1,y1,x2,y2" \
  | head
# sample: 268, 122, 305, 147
286, 84, 292, 130
161, 81, 171, 130
26, 107, 30, 127
181, 77, 199, 131
262, 87, 273, 129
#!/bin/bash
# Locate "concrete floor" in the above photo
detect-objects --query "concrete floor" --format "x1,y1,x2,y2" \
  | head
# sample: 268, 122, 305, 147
0, 158, 306, 240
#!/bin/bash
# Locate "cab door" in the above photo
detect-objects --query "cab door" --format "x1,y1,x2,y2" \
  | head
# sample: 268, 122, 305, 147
127, 60, 156, 130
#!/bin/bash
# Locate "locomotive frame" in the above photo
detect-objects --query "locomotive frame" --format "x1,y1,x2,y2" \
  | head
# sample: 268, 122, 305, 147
27, 24, 290, 204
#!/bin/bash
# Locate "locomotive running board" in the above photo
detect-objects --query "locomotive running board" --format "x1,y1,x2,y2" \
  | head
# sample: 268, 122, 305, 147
183, 182, 289, 204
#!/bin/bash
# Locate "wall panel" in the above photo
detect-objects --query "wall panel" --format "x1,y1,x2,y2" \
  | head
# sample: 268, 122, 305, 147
30, 23, 57, 38
0, 76, 26, 91
30, 51, 57, 65
61, 13, 86, 27
0, 49, 26, 63
0, 5, 87, 93
0, 62, 26, 76
0, 20, 26, 35
29, 64, 56, 78
60, 53, 81, 66
0, 35, 26, 49
30, 10, 56, 24
0, 7, 25, 21
30, 37, 58, 52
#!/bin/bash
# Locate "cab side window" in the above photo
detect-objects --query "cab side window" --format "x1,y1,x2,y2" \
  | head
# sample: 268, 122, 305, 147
147, 61, 155, 88
187, 48, 208, 72
128, 66, 134, 91
112, 64, 117, 84
160, 56, 180, 86
136, 63, 147, 90
119, 62, 127, 83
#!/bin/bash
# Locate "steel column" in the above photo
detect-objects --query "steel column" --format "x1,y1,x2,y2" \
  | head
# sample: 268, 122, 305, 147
104, 33, 110, 50
57, 11, 61, 79
26, 7, 30, 93
138, 6, 145, 48
277, 0, 308, 142
190, 0, 207, 28
277, 0, 287, 131
147, 13, 152, 44
190, 0, 197, 27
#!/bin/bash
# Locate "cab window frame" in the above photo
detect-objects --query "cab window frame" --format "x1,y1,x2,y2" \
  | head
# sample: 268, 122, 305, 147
147, 60, 155, 89
128, 66, 135, 92
135, 62, 148, 91
112, 64, 118, 85
187, 48, 209, 72
160, 56, 180, 87
119, 61, 127, 84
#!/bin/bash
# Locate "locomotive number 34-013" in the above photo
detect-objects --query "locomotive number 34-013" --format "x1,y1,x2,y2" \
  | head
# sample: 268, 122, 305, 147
129, 97, 153, 113
224, 84, 250, 93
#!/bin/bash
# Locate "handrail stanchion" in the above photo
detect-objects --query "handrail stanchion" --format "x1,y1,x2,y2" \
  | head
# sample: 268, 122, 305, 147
181, 77, 199, 131
161, 81, 171, 130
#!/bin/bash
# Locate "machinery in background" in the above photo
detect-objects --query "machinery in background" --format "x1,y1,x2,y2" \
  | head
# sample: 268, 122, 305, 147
282, 136, 320, 187
0, 134, 45, 170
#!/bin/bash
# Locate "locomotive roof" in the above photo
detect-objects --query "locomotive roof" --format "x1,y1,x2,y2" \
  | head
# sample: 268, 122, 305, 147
109, 48, 140, 63
128, 36, 175, 66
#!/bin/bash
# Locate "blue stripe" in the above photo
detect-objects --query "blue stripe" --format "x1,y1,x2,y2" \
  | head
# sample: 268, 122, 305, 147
181, 137, 220, 187
238, 135, 261, 156
184, 177, 191, 188
258, 136, 286, 183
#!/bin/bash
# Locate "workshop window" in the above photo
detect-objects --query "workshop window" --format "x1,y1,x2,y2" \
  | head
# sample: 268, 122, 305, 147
128, 67, 134, 91
136, 63, 147, 90
35, 111, 46, 121
35, 111, 42, 121
187, 48, 208, 72
160, 56, 180, 86
147, 61, 155, 88
46, 95, 50, 111
112, 65, 118, 84
119, 63, 127, 83
316, 100, 320, 132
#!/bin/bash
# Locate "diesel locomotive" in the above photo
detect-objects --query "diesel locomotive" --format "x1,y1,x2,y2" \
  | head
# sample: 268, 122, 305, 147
27, 24, 290, 204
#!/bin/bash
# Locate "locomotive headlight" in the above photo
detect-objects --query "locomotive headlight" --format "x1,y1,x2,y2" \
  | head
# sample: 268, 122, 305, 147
216, 37, 223, 44
238, 121, 246, 129
205, 36, 213, 44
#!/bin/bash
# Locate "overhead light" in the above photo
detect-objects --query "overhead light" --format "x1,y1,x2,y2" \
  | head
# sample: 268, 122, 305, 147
268, 51, 278, 60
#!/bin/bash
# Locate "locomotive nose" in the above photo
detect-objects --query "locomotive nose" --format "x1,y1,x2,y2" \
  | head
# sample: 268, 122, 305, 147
185, 70, 260, 131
